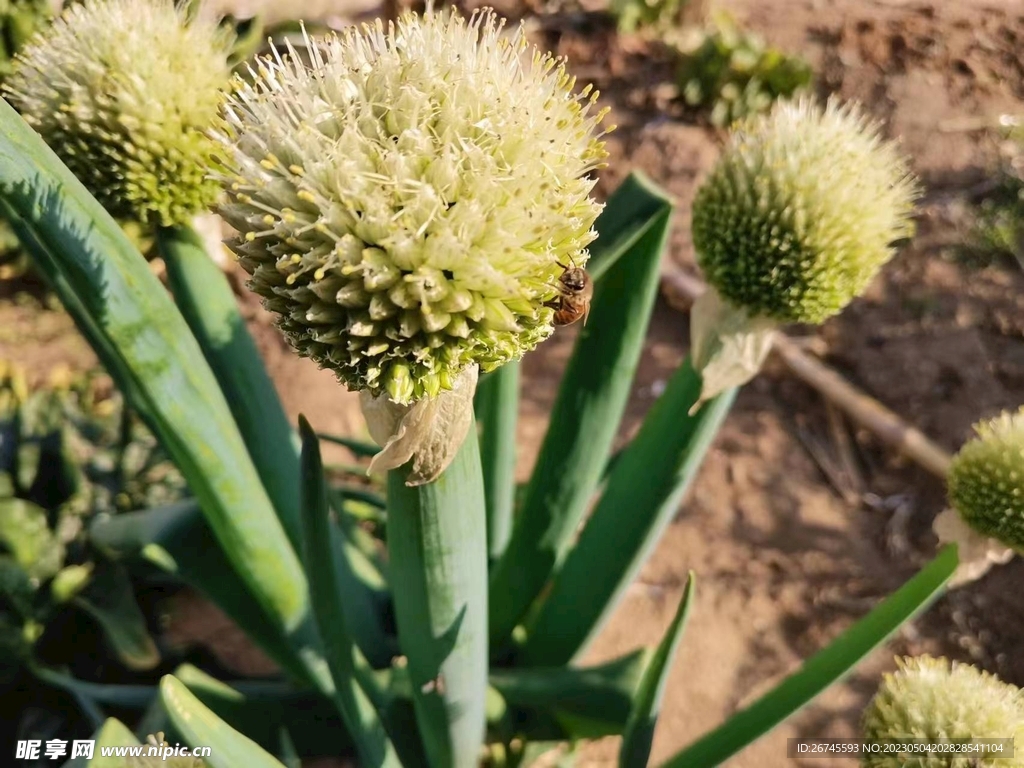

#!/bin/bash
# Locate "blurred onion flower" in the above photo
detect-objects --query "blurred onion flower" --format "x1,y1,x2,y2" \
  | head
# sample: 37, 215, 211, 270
861, 656, 1024, 768
3, 0, 232, 226
935, 407, 1024, 585
215, 11, 609, 481
688, 98, 917, 408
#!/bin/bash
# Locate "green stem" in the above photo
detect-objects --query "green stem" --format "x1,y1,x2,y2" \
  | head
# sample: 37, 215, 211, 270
474, 361, 520, 563
386, 422, 489, 768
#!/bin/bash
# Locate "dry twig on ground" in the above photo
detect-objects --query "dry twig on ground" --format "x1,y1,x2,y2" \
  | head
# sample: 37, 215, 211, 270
661, 266, 953, 479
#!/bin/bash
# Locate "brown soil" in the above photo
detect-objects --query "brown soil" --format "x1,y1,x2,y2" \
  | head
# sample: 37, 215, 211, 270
3, 0, 1024, 766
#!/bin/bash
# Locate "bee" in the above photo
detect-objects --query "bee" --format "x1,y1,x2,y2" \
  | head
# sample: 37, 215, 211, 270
546, 260, 593, 326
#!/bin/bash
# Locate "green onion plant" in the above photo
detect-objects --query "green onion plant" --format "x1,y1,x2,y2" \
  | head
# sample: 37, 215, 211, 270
0, 2, 965, 767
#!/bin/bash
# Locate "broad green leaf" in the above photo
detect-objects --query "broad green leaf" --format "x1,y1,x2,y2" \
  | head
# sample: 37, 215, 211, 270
159, 224, 303, 553
32, 664, 156, 708
73, 564, 159, 671
328, 509, 396, 668
63, 717, 139, 767
51, 563, 94, 603
488, 173, 673, 650
0, 208, 149, 419
0, 99, 307, 632
317, 432, 380, 458
72, 691, 107, 732
522, 360, 735, 665
336, 485, 388, 510
660, 545, 959, 768
227, 13, 266, 67
90, 502, 379, 719
169, 664, 355, 758
89, 502, 311, 686
160, 675, 288, 768
620, 575, 695, 768
387, 419, 489, 768
585, 173, 678, 282
277, 728, 301, 768
0, 554, 34, 616
489, 649, 649, 738
0, 497, 63, 580
474, 361, 520, 562
297, 416, 400, 768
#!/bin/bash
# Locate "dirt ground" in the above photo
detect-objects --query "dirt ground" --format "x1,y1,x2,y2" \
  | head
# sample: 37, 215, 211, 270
3, 0, 1024, 766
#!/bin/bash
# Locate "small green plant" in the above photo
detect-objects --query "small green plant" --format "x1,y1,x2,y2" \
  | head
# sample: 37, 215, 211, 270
0, 362, 188, 743
670, 14, 812, 127
961, 118, 1024, 268
0, 1, 963, 767
965, 170, 1024, 269
610, 0, 692, 35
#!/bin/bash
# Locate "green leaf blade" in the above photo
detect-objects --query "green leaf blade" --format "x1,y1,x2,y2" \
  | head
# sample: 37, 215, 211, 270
297, 416, 400, 768
65, 718, 139, 767
160, 674, 288, 768
31, 666, 156, 709
659, 545, 959, 768
89, 502, 312, 687
522, 360, 735, 666
159, 224, 303, 553
474, 361, 520, 563
168, 664, 356, 759
619, 574, 696, 768
0, 99, 308, 633
488, 172, 674, 651
489, 649, 649, 739
73, 564, 159, 671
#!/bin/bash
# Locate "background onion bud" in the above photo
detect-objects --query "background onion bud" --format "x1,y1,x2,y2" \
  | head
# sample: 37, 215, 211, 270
4, 0, 233, 227
861, 655, 1024, 768
948, 407, 1024, 550
213, 11, 609, 404
691, 98, 918, 324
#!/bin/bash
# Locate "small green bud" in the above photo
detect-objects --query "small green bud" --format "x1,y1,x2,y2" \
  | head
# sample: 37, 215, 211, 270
692, 97, 918, 324
215, 11, 609, 404
50, 562, 93, 603
861, 656, 1024, 768
4, 0, 233, 226
948, 408, 1024, 549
